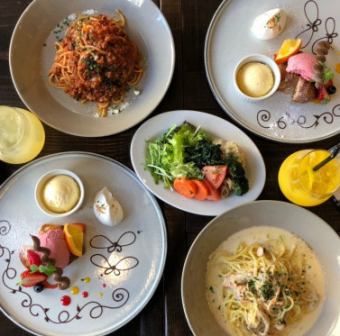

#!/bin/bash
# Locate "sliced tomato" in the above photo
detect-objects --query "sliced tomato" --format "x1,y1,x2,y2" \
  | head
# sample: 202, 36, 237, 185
202, 165, 227, 189
203, 179, 221, 201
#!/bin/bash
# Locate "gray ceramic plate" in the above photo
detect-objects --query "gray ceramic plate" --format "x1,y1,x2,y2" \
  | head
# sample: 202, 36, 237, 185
0, 152, 167, 336
9, 0, 175, 137
182, 201, 340, 335
205, 0, 340, 143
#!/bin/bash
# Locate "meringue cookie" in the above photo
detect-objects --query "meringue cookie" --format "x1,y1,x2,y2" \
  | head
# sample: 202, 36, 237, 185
251, 8, 287, 40
93, 187, 124, 227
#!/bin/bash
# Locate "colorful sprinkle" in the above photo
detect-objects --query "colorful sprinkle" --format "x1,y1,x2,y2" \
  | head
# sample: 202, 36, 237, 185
82, 291, 89, 298
97, 292, 104, 298
81, 277, 91, 283
336, 63, 340, 74
70, 287, 79, 295
61, 295, 71, 306
102, 283, 107, 288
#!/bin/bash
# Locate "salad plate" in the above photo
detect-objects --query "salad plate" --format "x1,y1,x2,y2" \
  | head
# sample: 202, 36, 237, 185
181, 200, 340, 336
0, 152, 167, 336
130, 110, 266, 216
9, 0, 175, 137
205, 0, 340, 143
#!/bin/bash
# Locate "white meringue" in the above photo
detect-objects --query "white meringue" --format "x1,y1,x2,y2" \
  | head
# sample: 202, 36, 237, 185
93, 187, 124, 227
251, 8, 287, 40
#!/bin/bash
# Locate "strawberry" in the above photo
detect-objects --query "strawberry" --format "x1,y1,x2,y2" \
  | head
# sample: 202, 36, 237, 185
317, 86, 330, 104
19, 270, 47, 287
27, 250, 42, 266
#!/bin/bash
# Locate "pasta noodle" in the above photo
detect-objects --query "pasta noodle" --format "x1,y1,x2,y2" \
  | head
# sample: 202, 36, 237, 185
207, 231, 322, 336
48, 11, 143, 117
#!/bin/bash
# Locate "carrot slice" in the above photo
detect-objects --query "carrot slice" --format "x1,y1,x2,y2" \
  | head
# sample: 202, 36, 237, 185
203, 179, 221, 201
173, 178, 197, 199
192, 180, 209, 201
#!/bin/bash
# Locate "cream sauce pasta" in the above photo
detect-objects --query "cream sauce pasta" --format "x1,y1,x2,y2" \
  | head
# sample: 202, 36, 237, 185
206, 226, 324, 336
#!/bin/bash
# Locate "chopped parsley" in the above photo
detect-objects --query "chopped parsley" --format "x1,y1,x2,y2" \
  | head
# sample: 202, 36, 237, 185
247, 279, 257, 295
261, 281, 275, 301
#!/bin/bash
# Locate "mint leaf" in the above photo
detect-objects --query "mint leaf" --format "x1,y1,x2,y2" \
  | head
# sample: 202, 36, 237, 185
38, 264, 57, 276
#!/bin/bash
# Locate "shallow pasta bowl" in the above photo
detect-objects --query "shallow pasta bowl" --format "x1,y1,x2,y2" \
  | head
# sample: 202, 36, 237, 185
181, 201, 340, 336
9, 0, 175, 137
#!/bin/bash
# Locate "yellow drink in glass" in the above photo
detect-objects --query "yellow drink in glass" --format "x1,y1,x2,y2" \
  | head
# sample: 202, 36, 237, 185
0, 106, 45, 164
278, 149, 340, 206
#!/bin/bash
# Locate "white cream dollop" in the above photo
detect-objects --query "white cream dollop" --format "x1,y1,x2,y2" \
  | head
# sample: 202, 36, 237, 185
93, 187, 124, 227
251, 8, 287, 40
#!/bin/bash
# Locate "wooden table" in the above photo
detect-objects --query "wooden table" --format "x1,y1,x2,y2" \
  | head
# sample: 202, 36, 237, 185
0, 0, 339, 335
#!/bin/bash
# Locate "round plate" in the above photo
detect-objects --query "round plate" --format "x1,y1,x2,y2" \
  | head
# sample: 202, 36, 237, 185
9, 0, 175, 137
130, 110, 266, 216
0, 152, 167, 336
181, 201, 340, 336
205, 0, 340, 143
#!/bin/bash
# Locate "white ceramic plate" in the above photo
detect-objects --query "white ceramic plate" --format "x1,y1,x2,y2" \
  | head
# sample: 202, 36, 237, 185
9, 0, 175, 137
205, 0, 340, 143
130, 110, 266, 216
181, 201, 340, 336
0, 152, 167, 336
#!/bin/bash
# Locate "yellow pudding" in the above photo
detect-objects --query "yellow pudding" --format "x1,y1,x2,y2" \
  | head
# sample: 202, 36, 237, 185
42, 175, 80, 213
237, 62, 274, 97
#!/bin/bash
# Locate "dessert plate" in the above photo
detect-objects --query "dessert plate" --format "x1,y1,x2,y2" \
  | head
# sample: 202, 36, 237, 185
205, 0, 340, 143
130, 110, 266, 216
9, 0, 175, 137
0, 152, 167, 336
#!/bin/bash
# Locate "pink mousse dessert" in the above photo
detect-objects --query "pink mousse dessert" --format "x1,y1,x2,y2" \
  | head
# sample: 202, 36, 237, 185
38, 226, 70, 269
286, 52, 317, 81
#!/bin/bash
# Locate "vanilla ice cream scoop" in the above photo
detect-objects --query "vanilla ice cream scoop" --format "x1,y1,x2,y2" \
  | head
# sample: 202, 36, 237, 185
251, 8, 287, 40
93, 187, 124, 227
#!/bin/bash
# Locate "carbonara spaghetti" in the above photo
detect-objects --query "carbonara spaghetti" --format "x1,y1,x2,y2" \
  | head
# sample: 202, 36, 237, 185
206, 227, 323, 336
48, 11, 143, 117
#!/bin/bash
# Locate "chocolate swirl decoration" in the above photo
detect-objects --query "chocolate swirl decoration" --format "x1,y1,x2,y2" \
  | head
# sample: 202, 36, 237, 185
257, 104, 340, 130
295, 0, 322, 48
90, 254, 139, 276
1, 220, 130, 324
90, 231, 137, 253
311, 17, 338, 54
31, 235, 70, 289
0, 220, 11, 236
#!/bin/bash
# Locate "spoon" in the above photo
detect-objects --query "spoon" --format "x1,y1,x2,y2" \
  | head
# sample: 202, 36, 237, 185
312, 143, 340, 172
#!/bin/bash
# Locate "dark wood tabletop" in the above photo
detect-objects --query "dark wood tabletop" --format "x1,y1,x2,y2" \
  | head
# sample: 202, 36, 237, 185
0, 0, 339, 335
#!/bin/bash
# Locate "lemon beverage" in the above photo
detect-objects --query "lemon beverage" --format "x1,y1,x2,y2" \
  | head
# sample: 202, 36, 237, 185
278, 149, 340, 206
0, 106, 45, 164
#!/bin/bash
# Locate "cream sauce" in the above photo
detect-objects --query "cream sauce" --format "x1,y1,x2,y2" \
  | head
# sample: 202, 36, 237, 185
206, 226, 325, 336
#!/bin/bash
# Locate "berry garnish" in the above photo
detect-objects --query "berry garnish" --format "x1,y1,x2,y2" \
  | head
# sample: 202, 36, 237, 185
327, 86, 337, 95
19, 271, 47, 287
33, 283, 44, 293
27, 250, 42, 266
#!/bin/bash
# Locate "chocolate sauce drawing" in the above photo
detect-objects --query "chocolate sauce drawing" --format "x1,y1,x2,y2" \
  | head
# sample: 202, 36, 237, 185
89, 231, 140, 277
295, 0, 322, 48
257, 104, 340, 130
90, 231, 137, 253
0, 219, 130, 324
311, 17, 338, 54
